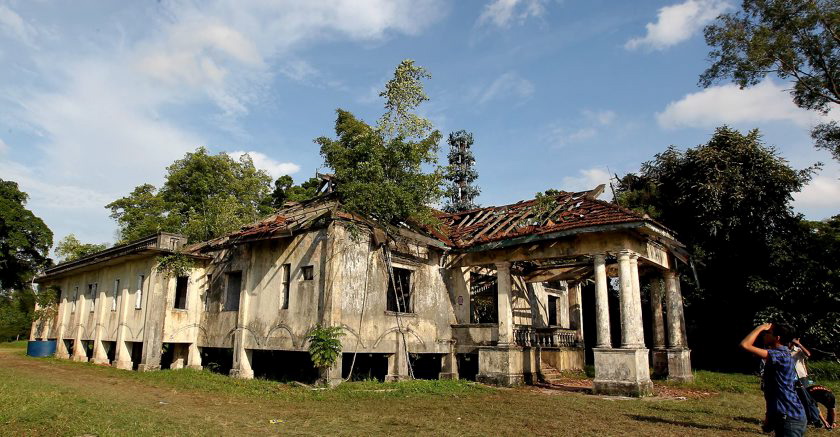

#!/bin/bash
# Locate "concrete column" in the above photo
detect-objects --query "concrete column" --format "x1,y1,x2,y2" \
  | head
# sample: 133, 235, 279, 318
568, 282, 584, 345
439, 342, 458, 380
386, 333, 410, 381
664, 271, 686, 348
495, 262, 513, 346
618, 250, 644, 348
593, 254, 611, 348
113, 284, 132, 370
29, 302, 39, 341
170, 344, 187, 370
91, 283, 110, 364
55, 290, 70, 359
557, 287, 570, 329
138, 273, 167, 372
187, 343, 202, 370
649, 277, 666, 349
230, 254, 254, 379
71, 290, 88, 362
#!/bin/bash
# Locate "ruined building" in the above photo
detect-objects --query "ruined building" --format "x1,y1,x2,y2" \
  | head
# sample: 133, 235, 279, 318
33, 186, 692, 396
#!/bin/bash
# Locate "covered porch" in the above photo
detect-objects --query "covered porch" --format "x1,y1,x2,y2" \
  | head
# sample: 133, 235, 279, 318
438, 189, 693, 397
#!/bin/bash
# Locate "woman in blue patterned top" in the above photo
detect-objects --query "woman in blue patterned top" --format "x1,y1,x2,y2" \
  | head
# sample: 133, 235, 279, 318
741, 322, 807, 436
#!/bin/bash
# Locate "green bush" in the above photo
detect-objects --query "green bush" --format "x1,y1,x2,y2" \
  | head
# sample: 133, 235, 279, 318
810, 361, 840, 381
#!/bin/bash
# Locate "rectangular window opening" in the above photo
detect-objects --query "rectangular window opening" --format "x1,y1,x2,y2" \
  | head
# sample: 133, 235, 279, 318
72, 286, 79, 313
301, 265, 314, 281
112, 279, 120, 312
204, 274, 212, 312
469, 272, 498, 324
88, 283, 97, 312
386, 267, 413, 313
281, 264, 291, 310
223, 271, 242, 311
174, 276, 189, 310
135, 275, 145, 310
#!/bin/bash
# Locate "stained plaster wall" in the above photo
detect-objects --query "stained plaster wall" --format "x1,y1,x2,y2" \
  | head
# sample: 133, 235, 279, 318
334, 224, 456, 355
44, 256, 160, 344
197, 228, 329, 350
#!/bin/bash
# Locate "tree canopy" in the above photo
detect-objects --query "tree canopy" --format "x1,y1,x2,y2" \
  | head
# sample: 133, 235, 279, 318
270, 175, 322, 209
701, 0, 840, 160
317, 60, 443, 227
0, 179, 52, 291
614, 126, 839, 366
107, 148, 273, 244
54, 234, 108, 263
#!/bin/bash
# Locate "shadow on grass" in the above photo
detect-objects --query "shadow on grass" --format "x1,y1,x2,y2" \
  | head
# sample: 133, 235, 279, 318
627, 414, 760, 434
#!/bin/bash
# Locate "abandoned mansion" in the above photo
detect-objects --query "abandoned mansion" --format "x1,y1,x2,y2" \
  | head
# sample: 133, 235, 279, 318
32, 186, 693, 396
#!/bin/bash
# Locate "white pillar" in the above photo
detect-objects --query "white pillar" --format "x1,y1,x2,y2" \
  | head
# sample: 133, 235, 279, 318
55, 289, 70, 359
187, 343, 202, 370
558, 287, 570, 329
495, 262, 513, 346
618, 250, 644, 348
91, 283, 109, 364
650, 277, 666, 349
593, 254, 611, 348
113, 284, 132, 370
568, 282, 584, 344
71, 290, 88, 362
664, 271, 687, 348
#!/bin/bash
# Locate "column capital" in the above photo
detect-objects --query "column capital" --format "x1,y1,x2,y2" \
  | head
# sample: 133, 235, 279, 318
593, 253, 607, 263
494, 261, 511, 271
663, 270, 677, 280
617, 249, 633, 259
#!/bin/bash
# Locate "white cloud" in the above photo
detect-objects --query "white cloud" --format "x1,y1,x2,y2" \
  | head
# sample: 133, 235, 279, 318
227, 151, 300, 180
0, 3, 38, 46
561, 168, 611, 196
625, 0, 730, 51
0, 0, 446, 244
543, 109, 616, 147
478, 0, 547, 28
0, 137, 7, 154
476, 72, 534, 105
655, 80, 840, 129
794, 175, 840, 210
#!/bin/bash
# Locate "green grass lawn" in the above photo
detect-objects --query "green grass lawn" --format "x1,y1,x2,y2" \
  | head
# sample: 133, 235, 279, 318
0, 341, 836, 436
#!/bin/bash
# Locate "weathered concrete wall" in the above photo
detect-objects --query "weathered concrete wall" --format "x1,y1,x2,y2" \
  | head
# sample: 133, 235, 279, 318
541, 348, 584, 371
42, 256, 160, 344
335, 224, 455, 355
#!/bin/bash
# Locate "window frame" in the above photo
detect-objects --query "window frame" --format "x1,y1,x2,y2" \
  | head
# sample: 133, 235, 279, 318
135, 274, 145, 310
223, 271, 242, 312
386, 264, 415, 314
281, 263, 291, 310
301, 265, 314, 281
173, 276, 189, 310
112, 279, 120, 312
88, 283, 97, 313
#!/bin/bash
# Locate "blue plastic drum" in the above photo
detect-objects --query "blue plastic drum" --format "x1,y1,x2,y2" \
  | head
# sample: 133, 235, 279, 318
27, 340, 56, 357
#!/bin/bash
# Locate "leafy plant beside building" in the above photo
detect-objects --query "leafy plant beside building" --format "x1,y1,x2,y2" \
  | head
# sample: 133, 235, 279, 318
307, 325, 344, 378
443, 130, 480, 213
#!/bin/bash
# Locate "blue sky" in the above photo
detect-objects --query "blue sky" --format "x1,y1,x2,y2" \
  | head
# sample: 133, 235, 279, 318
1, 0, 838, 247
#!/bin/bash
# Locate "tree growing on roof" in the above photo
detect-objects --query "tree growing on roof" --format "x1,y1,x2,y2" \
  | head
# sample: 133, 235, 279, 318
701, 0, 840, 161
107, 148, 273, 244
316, 60, 443, 227
269, 175, 322, 208
443, 130, 481, 213
54, 234, 108, 263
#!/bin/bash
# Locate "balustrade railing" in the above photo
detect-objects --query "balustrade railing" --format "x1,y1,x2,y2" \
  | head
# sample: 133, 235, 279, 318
513, 325, 580, 348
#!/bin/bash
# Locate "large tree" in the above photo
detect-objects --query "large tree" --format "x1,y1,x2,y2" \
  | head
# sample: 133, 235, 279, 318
614, 126, 830, 367
269, 175, 322, 208
0, 179, 52, 291
443, 130, 480, 213
701, 0, 840, 160
107, 148, 273, 244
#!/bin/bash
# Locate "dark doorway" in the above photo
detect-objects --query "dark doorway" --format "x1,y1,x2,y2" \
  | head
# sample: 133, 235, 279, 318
456, 353, 479, 381
200, 347, 234, 375
250, 350, 319, 383
130, 342, 143, 370
410, 354, 442, 380
160, 343, 175, 370
104, 341, 116, 363
342, 353, 388, 381
548, 295, 558, 326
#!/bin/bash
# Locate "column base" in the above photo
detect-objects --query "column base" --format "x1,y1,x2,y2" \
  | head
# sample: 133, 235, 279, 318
666, 348, 693, 382
229, 368, 254, 379
475, 346, 532, 387
71, 354, 89, 362
438, 372, 458, 380
593, 347, 653, 397
55, 352, 70, 360
113, 360, 133, 370
137, 364, 161, 372
385, 374, 411, 382
187, 365, 203, 371
90, 357, 110, 365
